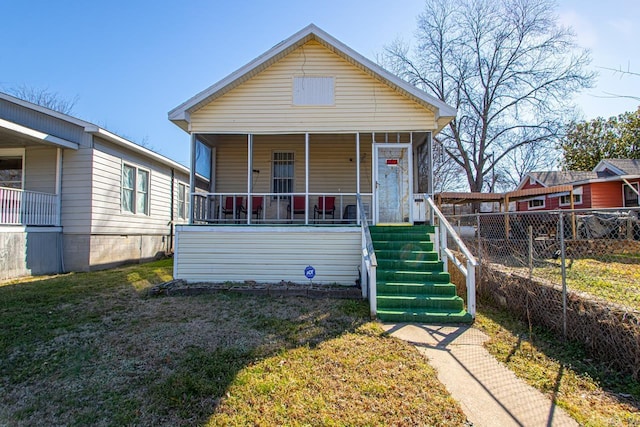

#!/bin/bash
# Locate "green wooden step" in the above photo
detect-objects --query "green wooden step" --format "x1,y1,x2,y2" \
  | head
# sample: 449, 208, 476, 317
372, 241, 434, 251
376, 281, 458, 296
377, 259, 443, 271
374, 250, 439, 261
377, 270, 450, 283
377, 295, 465, 310
376, 308, 473, 324
370, 225, 435, 234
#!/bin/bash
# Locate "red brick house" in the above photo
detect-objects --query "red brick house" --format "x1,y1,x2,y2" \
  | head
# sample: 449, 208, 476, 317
516, 159, 640, 211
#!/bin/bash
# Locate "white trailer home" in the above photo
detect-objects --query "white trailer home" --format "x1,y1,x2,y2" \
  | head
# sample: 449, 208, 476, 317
0, 92, 190, 279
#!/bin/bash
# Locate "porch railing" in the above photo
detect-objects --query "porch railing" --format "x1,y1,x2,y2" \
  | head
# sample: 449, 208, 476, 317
0, 187, 59, 226
357, 194, 377, 318
191, 192, 373, 225
425, 195, 477, 318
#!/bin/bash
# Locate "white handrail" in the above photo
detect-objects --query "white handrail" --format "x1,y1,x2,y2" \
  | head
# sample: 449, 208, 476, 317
425, 195, 477, 317
357, 194, 377, 318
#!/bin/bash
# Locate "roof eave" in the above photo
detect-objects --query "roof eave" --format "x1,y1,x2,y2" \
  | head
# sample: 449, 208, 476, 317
86, 126, 189, 173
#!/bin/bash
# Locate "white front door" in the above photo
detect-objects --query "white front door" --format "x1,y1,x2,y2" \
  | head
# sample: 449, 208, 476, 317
375, 144, 412, 224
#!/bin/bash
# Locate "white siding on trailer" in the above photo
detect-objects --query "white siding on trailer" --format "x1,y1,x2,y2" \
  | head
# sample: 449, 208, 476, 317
23, 146, 57, 194
60, 146, 93, 234
172, 171, 191, 224
191, 41, 437, 133
174, 226, 361, 285
90, 138, 173, 235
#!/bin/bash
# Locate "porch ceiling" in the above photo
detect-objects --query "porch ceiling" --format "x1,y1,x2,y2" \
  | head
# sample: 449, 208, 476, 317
0, 117, 79, 150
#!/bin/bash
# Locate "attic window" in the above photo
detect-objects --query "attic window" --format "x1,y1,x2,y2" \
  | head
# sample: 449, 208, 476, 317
293, 77, 335, 106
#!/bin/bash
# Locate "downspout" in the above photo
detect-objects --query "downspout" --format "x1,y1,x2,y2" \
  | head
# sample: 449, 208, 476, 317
169, 167, 175, 254
56, 148, 65, 273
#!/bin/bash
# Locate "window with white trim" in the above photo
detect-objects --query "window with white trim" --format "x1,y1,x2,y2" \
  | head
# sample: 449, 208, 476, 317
122, 163, 149, 215
624, 182, 639, 207
177, 182, 189, 219
528, 198, 545, 209
559, 194, 582, 206
0, 156, 23, 189
272, 152, 294, 197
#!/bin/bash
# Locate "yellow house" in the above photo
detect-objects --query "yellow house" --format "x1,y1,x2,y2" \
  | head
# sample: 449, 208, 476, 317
169, 24, 473, 322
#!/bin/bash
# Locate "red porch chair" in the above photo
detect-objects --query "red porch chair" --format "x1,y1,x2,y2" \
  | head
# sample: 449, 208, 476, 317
222, 196, 245, 220
287, 196, 306, 219
251, 196, 264, 219
314, 196, 336, 221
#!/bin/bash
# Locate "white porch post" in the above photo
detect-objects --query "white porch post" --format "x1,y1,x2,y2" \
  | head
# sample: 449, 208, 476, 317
247, 134, 253, 224
189, 133, 196, 224
305, 132, 309, 225
356, 132, 361, 225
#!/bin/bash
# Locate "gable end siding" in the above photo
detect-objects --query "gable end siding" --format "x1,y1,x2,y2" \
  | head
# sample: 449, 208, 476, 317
190, 41, 437, 133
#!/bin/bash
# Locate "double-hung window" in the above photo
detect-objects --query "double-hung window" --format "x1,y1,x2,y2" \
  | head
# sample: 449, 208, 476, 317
272, 152, 294, 197
559, 194, 582, 206
527, 198, 545, 210
177, 182, 189, 219
122, 164, 149, 215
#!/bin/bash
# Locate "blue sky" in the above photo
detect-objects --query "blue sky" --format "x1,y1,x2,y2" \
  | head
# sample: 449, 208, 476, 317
1, 0, 639, 166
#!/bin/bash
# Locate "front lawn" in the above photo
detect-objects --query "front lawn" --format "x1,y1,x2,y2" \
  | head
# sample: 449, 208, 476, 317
0, 260, 466, 426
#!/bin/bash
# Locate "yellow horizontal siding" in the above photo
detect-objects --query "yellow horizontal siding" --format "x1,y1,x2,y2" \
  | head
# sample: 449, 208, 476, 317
191, 41, 437, 133
213, 134, 374, 196
174, 226, 361, 284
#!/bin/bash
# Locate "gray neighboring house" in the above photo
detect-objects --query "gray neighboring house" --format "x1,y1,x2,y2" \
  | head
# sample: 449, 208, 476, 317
0, 92, 190, 280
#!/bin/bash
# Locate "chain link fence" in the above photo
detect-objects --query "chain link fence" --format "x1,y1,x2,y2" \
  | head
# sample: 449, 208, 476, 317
447, 207, 640, 379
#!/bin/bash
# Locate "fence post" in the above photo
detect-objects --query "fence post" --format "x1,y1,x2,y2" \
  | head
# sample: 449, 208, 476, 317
476, 213, 482, 283
559, 212, 568, 340
528, 225, 533, 279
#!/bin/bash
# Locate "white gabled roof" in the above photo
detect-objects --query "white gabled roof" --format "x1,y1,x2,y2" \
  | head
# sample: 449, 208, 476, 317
168, 24, 457, 131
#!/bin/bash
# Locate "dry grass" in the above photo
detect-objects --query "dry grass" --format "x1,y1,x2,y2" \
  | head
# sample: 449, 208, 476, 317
0, 260, 467, 426
528, 257, 640, 311
476, 304, 640, 426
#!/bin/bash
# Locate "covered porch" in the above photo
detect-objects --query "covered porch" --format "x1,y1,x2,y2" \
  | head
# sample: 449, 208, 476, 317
188, 131, 432, 226
0, 116, 75, 227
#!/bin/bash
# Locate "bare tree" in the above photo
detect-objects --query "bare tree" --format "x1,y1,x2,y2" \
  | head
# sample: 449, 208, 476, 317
6, 85, 78, 115
382, 0, 594, 192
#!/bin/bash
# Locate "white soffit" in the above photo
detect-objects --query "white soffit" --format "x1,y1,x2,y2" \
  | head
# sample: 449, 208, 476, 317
0, 117, 79, 150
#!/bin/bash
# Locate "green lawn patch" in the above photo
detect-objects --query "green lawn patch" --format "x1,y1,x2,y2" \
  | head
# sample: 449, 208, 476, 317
0, 260, 467, 426
531, 257, 640, 310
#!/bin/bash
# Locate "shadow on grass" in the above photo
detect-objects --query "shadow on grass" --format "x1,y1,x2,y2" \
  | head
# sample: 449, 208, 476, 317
0, 259, 173, 353
150, 296, 371, 424
478, 301, 640, 410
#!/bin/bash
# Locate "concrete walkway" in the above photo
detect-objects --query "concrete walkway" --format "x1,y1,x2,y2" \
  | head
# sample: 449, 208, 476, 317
382, 323, 578, 427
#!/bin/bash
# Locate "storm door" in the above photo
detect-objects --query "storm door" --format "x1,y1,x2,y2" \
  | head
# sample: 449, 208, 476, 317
374, 144, 412, 224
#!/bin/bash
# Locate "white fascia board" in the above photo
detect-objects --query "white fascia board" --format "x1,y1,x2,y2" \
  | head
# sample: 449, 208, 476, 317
86, 127, 189, 173
167, 24, 457, 126
0, 117, 79, 150
593, 159, 625, 175
570, 175, 640, 185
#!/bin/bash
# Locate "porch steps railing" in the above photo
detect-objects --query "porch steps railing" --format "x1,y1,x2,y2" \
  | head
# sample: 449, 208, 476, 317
370, 225, 473, 323
0, 187, 59, 226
